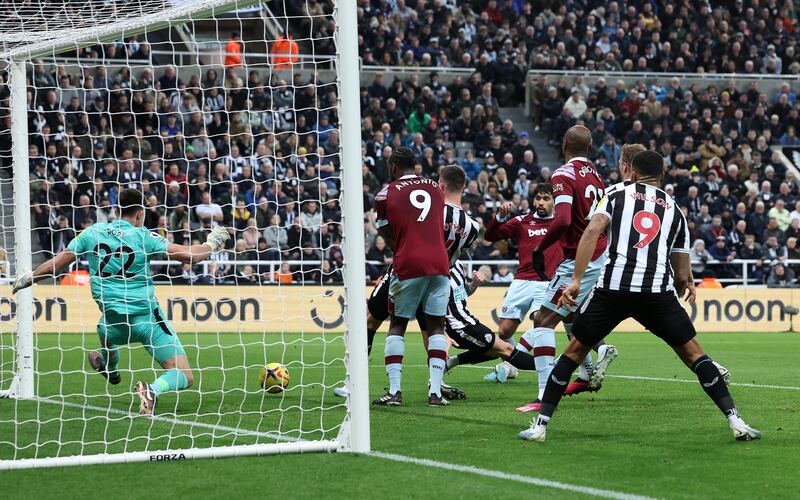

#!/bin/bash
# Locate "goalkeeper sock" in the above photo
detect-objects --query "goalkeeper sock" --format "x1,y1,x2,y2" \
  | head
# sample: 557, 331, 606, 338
532, 327, 556, 400
692, 355, 735, 416
539, 355, 579, 418
385, 334, 404, 395
150, 369, 189, 396
427, 333, 447, 397
366, 328, 377, 356
101, 346, 119, 372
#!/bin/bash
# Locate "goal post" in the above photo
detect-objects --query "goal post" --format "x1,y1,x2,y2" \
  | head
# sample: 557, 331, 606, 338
0, 0, 369, 469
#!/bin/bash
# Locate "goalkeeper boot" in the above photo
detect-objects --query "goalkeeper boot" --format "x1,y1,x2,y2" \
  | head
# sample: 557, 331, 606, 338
589, 345, 618, 389
372, 390, 402, 406
333, 386, 349, 398
135, 381, 157, 416
88, 351, 121, 385
428, 393, 450, 407
439, 381, 466, 400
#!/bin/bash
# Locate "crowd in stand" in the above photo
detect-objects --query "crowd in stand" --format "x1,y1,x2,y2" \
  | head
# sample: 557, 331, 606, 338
3, 0, 800, 286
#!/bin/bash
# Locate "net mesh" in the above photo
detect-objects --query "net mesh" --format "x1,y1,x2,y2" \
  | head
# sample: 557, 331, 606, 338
0, 0, 354, 462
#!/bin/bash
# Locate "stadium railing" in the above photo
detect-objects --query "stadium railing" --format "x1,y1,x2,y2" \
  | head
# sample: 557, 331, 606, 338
524, 69, 796, 118
45, 258, 799, 288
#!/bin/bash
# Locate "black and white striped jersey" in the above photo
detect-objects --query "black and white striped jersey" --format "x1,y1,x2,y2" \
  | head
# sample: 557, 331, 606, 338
596, 182, 690, 293
445, 262, 480, 330
603, 179, 631, 197
444, 202, 481, 265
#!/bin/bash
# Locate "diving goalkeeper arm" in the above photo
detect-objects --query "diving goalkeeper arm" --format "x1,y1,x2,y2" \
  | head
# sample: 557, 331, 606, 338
166, 226, 231, 264
13, 249, 78, 294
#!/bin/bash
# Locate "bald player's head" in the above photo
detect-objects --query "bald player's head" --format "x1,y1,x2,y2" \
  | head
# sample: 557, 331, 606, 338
562, 125, 592, 159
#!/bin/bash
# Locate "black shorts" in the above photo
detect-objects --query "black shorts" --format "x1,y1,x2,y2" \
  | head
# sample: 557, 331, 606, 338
445, 322, 495, 353
571, 289, 697, 348
367, 268, 392, 322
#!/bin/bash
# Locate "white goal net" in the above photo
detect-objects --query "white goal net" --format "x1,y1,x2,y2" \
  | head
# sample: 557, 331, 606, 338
0, 0, 369, 469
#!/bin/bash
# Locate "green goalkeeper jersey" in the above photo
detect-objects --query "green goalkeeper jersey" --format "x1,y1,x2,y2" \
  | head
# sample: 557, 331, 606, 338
67, 219, 170, 315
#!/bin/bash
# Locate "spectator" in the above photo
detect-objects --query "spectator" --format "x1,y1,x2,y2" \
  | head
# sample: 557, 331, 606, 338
691, 239, 715, 276
767, 263, 796, 288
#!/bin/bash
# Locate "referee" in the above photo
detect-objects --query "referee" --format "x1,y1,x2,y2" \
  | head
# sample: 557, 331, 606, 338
519, 150, 761, 443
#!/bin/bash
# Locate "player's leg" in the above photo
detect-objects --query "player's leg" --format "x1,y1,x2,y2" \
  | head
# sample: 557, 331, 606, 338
422, 275, 451, 406
636, 296, 761, 441
374, 274, 420, 406
520, 289, 627, 441
133, 305, 190, 415
514, 281, 555, 397
88, 312, 124, 385
486, 279, 531, 382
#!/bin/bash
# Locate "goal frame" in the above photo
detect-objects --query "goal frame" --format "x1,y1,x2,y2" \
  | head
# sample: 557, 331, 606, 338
0, 0, 370, 469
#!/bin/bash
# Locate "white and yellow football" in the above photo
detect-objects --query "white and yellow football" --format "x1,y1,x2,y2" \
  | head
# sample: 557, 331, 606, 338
259, 363, 290, 393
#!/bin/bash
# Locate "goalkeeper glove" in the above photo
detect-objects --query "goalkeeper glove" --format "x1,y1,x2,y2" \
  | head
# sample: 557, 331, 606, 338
12, 267, 33, 294
203, 226, 230, 252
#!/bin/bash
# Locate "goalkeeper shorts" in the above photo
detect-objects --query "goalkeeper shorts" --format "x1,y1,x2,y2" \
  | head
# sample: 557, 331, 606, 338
97, 305, 186, 365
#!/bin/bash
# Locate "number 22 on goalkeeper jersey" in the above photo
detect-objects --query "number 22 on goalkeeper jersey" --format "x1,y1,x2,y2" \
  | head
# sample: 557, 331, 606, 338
68, 219, 170, 316
374, 174, 449, 279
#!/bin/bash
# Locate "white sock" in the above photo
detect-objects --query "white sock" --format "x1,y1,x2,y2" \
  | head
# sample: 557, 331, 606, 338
578, 352, 593, 381
727, 409, 744, 427
427, 333, 447, 397
384, 334, 405, 395
506, 335, 517, 347
516, 327, 536, 353
532, 327, 556, 400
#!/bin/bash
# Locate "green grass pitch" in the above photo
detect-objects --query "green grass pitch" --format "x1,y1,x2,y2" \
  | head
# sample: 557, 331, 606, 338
2, 332, 799, 499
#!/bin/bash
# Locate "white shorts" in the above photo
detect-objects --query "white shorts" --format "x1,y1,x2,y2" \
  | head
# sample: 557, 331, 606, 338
542, 255, 607, 318
499, 279, 549, 322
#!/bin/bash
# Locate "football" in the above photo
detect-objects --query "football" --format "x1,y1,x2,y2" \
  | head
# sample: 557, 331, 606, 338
259, 363, 290, 393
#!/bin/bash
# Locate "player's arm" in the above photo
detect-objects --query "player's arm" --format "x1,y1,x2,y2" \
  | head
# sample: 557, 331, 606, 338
559, 213, 610, 307
378, 225, 395, 251
670, 252, 692, 300
670, 209, 694, 303
165, 226, 230, 264
464, 268, 486, 296
13, 249, 77, 293
484, 202, 517, 242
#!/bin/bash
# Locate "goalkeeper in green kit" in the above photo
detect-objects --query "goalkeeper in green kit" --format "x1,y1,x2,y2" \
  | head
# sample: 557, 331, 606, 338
13, 189, 230, 416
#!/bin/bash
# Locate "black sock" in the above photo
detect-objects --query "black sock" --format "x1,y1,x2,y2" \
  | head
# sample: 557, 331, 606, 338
367, 328, 377, 356
691, 355, 735, 415
539, 355, 580, 418
506, 349, 538, 371
592, 339, 605, 352
457, 350, 494, 366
